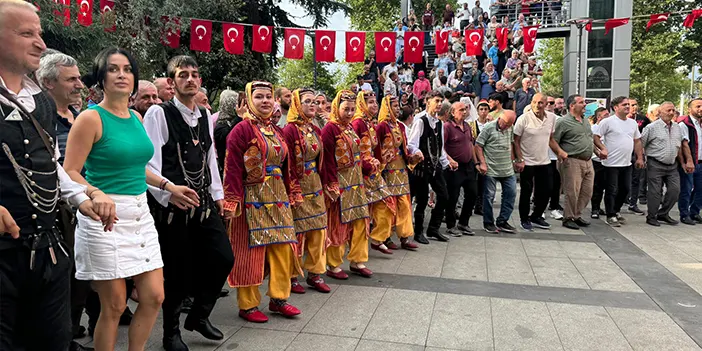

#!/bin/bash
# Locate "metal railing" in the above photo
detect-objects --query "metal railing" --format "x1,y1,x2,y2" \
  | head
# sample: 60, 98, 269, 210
484, 0, 571, 28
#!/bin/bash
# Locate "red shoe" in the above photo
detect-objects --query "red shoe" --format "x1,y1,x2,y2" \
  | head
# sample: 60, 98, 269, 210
306, 274, 331, 293
400, 238, 419, 250
239, 308, 268, 323
269, 300, 301, 318
371, 243, 393, 255
326, 269, 349, 280
350, 265, 373, 277
385, 240, 400, 250
291, 278, 306, 294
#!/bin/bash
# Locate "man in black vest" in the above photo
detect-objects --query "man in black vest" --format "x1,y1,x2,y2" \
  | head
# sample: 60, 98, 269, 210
0, 1, 104, 349
407, 91, 458, 244
143, 55, 234, 351
677, 98, 702, 225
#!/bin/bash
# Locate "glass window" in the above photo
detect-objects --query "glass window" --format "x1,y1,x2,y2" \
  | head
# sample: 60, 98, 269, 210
586, 60, 612, 90
587, 30, 612, 59
589, 0, 614, 20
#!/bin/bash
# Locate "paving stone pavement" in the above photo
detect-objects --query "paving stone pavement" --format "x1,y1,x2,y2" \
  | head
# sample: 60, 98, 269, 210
74, 186, 702, 351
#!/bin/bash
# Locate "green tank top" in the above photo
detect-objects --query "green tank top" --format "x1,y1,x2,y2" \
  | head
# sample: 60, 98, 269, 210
84, 105, 154, 195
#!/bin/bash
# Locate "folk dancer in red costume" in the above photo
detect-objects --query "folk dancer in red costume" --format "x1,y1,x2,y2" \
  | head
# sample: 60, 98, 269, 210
223, 81, 303, 323
282, 88, 331, 294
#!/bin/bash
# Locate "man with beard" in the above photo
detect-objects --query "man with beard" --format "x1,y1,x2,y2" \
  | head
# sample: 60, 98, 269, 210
143, 55, 234, 351
274, 86, 292, 127
554, 97, 565, 116
154, 77, 175, 102
131, 80, 160, 116
678, 98, 702, 225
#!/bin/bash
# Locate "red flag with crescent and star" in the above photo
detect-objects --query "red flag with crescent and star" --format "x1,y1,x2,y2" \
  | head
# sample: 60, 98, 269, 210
374, 32, 396, 63
646, 13, 669, 31
223, 23, 244, 55
523, 25, 540, 53
77, 0, 92, 26
604, 18, 629, 35
161, 16, 181, 49
345, 32, 366, 63
53, 0, 70, 26
496, 27, 509, 51
403, 32, 424, 63
464, 29, 484, 56
284, 28, 305, 60
435, 29, 450, 55
315, 30, 336, 62
99, 0, 115, 32
190, 19, 212, 52
252, 25, 273, 53
683, 9, 702, 28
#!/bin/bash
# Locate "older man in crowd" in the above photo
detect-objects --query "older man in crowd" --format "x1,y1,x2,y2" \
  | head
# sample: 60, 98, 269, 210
550, 95, 594, 230
194, 87, 211, 111
154, 77, 175, 102
514, 77, 534, 117
641, 102, 694, 226
131, 80, 160, 116
678, 98, 702, 225
513, 93, 557, 230
594, 96, 644, 227
476, 110, 518, 234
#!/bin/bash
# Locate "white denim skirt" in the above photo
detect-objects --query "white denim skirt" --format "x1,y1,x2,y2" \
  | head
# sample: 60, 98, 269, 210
74, 192, 163, 281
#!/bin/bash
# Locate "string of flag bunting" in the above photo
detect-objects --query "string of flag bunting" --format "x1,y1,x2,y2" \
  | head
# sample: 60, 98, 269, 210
49, 0, 702, 63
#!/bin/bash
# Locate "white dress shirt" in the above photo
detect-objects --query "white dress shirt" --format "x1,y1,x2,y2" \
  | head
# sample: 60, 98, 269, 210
142, 97, 224, 207
408, 111, 449, 168
0, 76, 88, 208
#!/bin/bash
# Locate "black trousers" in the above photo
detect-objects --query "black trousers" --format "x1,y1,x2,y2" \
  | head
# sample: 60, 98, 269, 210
630, 166, 647, 206
0, 236, 71, 351
591, 160, 606, 211
474, 173, 485, 213
151, 199, 234, 335
444, 162, 477, 228
548, 160, 562, 210
519, 164, 551, 221
410, 167, 449, 232
604, 166, 633, 217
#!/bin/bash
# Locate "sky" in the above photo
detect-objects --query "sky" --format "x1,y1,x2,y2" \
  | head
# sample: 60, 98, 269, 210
278, 1, 351, 61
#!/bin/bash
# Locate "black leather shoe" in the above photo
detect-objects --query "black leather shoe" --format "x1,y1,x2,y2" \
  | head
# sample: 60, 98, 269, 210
69, 341, 94, 351
184, 318, 224, 340
692, 214, 702, 224
426, 228, 449, 242
657, 214, 679, 225
562, 219, 580, 230
414, 233, 430, 244
646, 218, 661, 227
573, 217, 590, 227
681, 216, 696, 225
218, 289, 230, 298
163, 332, 189, 351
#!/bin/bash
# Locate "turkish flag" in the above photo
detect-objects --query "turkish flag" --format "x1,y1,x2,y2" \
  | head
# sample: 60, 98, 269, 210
161, 16, 180, 49
604, 18, 629, 35
496, 27, 509, 51
190, 20, 212, 52
345, 32, 365, 63
223, 23, 244, 55
435, 29, 450, 55
77, 0, 92, 26
252, 25, 273, 53
403, 32, 424, 63
315, 30, 336, 62
375, 32, 396, 63
522, 25, 540, 54
464, 29, 484, 56
585, 20, 592, 32
284, 28, 305, 60
53, 0, 70, 26
683, 9, 702, 28
99, 0, 115, 32
646, 13, 669, 31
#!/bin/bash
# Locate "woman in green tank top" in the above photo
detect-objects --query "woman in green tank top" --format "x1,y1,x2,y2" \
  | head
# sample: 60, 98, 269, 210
63, 48, 199, 351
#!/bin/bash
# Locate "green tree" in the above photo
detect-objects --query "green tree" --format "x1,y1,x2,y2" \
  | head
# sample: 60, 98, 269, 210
345, 0, 458, 32
537, 38, 564, 97
277, 45, 336, 97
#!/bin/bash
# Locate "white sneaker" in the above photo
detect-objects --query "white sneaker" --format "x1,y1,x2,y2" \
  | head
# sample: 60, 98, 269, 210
550, 209, 564, 220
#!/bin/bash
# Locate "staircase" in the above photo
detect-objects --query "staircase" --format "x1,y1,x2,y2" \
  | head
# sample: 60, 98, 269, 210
425, 43, 437, 70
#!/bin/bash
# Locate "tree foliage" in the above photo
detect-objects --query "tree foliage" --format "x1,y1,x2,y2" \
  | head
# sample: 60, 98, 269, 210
537, 38, 564, 97
345, 0, 458, 32
277, 45, 337, 97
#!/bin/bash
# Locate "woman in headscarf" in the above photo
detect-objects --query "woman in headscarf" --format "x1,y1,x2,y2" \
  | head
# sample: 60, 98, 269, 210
321, 90, 373, 279
223, 81, 303, 323
372, 95, 423, 250
282, 89, 331, 294
214, 90, 243, 176
351, 91, 394, 253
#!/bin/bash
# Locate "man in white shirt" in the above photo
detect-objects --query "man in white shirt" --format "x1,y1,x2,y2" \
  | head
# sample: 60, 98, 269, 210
677, 98, 702, 225
0, 2, 97, 350
143, 55, 234, 350
408, 91, 458, 244
593, 96, 644, 227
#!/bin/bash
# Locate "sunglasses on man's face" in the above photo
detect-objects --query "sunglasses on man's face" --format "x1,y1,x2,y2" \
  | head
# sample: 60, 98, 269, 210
548, 101, 555, 105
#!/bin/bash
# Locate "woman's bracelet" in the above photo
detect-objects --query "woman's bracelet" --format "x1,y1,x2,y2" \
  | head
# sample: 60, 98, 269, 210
159, 179, 171, 191
87, 188, 102, 199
